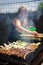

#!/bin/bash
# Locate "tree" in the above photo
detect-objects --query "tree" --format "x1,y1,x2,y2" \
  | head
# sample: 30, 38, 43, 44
38, 2, 43, 13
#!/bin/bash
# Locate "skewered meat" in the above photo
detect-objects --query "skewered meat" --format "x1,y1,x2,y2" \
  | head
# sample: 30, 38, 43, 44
0, 41, 40, 59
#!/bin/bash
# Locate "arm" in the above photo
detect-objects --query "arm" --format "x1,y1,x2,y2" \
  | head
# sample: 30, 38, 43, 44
12, 19, 38, 35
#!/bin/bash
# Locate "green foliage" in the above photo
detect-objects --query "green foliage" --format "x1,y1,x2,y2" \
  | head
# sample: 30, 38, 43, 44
38, 2, 43, 12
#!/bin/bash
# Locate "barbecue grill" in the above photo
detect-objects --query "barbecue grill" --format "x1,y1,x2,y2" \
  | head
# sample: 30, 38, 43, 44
0, 34, 43, 65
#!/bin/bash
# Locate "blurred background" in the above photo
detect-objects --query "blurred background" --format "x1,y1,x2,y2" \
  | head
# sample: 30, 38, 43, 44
0, 0, 43, 44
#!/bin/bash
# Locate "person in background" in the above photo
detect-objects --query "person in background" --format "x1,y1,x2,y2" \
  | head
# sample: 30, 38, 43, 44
10, 6, 38, 43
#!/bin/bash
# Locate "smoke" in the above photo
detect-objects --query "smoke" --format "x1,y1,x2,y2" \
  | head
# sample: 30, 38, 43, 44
17, 11, 36, 43
0, 9, 42, 44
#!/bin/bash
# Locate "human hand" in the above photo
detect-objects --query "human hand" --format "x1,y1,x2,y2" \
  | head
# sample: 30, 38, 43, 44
31, 31, 39, 36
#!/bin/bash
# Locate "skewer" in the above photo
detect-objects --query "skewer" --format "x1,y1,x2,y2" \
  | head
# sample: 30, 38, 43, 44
20, 34, 43, 38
